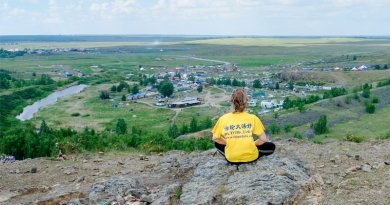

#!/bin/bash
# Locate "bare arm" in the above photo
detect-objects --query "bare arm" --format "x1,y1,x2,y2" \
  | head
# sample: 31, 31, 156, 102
254, 132, 267, 146
213, 136, 226, 145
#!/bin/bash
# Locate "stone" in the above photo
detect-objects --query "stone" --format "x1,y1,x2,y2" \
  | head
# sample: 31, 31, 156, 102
360, 163, 371, 172
31, 167, 38, 173
346, 166, 359, 174
180, 155, 314, 205
62, 166, 78, 175
140, 195, 153, 203
354, 155, 361, 161
384, 160, 390, 165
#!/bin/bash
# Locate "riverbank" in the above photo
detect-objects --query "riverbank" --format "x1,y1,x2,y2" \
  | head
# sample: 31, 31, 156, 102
16, 84, 87, 121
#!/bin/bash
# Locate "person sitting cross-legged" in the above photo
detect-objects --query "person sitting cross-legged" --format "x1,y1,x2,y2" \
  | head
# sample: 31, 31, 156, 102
212, 88, 276, 164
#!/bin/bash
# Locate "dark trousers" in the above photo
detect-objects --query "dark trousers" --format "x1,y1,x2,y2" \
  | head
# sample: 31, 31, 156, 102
215, 141, 276, 164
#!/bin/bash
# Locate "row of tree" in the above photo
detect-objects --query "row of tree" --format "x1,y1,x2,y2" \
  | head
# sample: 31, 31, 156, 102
0, 48, 26, 58
0, 120, 213, 160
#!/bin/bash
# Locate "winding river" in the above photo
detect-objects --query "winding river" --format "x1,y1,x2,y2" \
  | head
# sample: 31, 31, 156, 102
16, 84, 87, 121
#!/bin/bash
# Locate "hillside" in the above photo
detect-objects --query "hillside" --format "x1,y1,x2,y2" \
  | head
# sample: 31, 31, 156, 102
1, 139, 389, 205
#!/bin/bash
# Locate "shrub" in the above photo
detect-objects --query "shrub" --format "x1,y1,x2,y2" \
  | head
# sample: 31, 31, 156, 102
269, 123, 281, 134
377, 132, 390, 140
313, 115, 328, 135
345, 133, 363, 143
365, 103, 375, 114
293, 132, 303, 139
372, 96, 379, 104
71, 113, 80, 117
284, 124, 293, 133
362, 87, 370, 98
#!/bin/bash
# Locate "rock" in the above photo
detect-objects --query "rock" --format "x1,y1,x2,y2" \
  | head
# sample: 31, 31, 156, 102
346, 166, 359, 174
118, 161, 125, 165
62, 166, 78, 175
31, 167, 38, 173
76, 176, 86, 183
180, 155, 314, 205
88, 176, 148, 204
354, 155, 361, 161
93, 158, 104, 163
140, 195, 153, 203
384, 160, 390, 165
360, 163, 372, 172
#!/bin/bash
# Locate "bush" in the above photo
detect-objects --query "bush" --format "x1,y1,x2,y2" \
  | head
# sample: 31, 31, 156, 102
377, 132, 390, 140
362, 87, 370, 98
345, 133, 363, 143
365, 103, 375, 114
312, 115, 328, 135
372, 96, 379, 104
284, 124, 293, 133
269, 123, 281, 134
71, 113, 80, 117
293, 132, 303, 139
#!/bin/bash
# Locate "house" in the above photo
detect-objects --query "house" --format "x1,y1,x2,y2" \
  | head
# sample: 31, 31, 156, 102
127, 93, 146, 100
260, 101, 274, 109
358, 65, 368, 71
168, 97, 201, 108
249, 99, 257, 107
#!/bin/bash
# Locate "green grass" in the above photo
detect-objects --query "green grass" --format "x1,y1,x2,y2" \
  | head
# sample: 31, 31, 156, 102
323, 105, 390, 139
174, 107, 223, 126
208, 87, 224, 94
32, 84, 176, 132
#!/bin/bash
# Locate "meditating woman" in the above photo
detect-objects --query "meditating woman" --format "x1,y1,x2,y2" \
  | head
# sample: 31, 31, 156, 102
212, 88, 276, 164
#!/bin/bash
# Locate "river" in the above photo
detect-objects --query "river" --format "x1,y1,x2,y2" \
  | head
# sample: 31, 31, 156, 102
16, 84, 87, 121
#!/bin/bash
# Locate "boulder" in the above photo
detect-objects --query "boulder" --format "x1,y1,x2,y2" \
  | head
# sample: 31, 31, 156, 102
180, 155, 315, 205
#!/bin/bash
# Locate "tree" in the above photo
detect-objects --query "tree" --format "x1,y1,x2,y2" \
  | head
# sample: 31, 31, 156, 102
283, 97, 292, 109
188, 74, 195, 82
384, 65, 388, 70
39, 120, 50, 135
189, 117, 198, 132
116, 118, 127, 135
275, 82, 280, 90
362, 87, 370, 98
313, 115, 328, 135
232, 78, 239, 86
132, 84, 139, 94
241, 80, 246, 87
197, 85, 203, 93
202, 117, 212, 129
158, 80, 174, 97
374, 65, 381, 70
100, 90, 110, 100
180, 124, 188, 134
366, 103, 375, 113
121, 94, 126, 101
168, 124, 179, 138
253, 79, 262, 88
110, 85, 117, 92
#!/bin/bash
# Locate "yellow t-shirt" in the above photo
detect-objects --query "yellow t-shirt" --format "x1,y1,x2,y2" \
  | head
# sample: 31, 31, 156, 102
212, 112, 265, 162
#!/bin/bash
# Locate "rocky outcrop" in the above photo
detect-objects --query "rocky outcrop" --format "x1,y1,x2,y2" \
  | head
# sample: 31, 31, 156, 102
14, 151, 317, 205
180, 155, 314, 205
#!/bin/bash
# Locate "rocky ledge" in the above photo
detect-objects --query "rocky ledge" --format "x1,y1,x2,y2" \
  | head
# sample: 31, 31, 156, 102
30, 151, 318, 205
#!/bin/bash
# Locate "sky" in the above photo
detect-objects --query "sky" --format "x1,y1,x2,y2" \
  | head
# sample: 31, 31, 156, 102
0, 0, 389, 36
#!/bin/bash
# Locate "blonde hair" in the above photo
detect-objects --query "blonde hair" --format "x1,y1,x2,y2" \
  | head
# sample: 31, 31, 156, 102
231, 88, 248, 113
